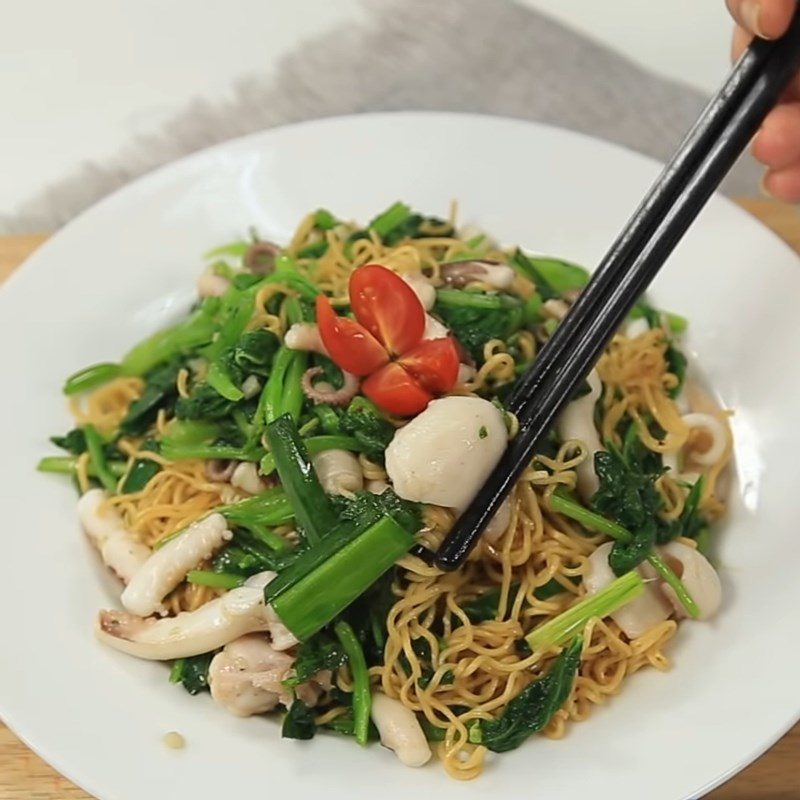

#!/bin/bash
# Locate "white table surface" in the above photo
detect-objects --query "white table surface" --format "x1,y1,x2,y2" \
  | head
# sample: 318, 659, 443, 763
1, 0, 732, 215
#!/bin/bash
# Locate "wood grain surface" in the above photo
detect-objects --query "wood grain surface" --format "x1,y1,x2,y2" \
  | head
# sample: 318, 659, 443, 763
1, 202, 798, 799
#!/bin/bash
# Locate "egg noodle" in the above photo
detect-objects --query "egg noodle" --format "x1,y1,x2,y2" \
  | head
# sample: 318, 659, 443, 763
65, 209, 731, 778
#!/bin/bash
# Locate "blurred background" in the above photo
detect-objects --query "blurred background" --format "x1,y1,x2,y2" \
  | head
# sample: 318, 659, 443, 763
1, 0, 732, 216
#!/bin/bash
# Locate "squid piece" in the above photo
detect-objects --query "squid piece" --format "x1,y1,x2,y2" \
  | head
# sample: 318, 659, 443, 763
585, 543, 672, 639
657, 542, 722, 620
120, 513, 232, 617
402, 272, 436, 310
284, 322, 329, 356
385, 396, 507, 510
557, 369, 604, 500
77, 489, 151, 584
96, 572, 297, 660
311, 448, 364, 496
370, 693, 432, 767
440, 260, 515, 290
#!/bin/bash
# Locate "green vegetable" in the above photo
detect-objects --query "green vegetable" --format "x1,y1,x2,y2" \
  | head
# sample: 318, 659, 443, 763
665, 343, 688, 398
36, 456, 127, 479
368, 201, 412, 239
461, 578, 578, 624
629, 301, 688, 335
270, 515, 414, 641
282, 700, 317, 740
434, 289, 524, 359
186, 570, 244, 590
526, 573, 644, 651
120, 360, 181, 436
218, 487, 295, 530
334, 620, 371, 746
265, 414, 338, 545
82, 424, 118, 494
174, 383, 235, 421
257, 347, 308, 430
297, 241, 328, 259
331, 489, 422, 540
284, 632, 346, 688
259, 435, 362, 476
510, 250, 589, 299
169, 653, 214, 695
229, 330, 279, 377
50, 428, 90, 455
313, 208, 338, 231
203, 290, 254, 401
339, 397, 395, 461
549, 490, 700, 618
478, 637, 582, 752
62, 363, 122, 396
120, 441, 161, 493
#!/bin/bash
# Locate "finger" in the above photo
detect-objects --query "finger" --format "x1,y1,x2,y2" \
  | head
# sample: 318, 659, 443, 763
752, 104, 800, 169
762, 165, 800, 203
726, 0, 795, 39
731, 24, 753, 62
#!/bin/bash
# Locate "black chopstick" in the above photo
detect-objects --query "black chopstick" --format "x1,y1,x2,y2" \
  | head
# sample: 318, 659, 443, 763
504, 18, 790, 422
435, 8, 800, 571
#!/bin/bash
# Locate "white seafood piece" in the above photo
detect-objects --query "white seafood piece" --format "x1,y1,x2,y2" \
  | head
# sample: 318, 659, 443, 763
120, 513, 231, 616
681, 412, 728, 466
284, 322, 329, 356
209, 634, 296, 715
402, 272, 436, 310
196, 271, 231, 298
440, 260, 515, 290
483, 497, 513, 544
624, 316, 650, 339
366, 479, 390, 495
657, 542, 722, 620
542, 298, 570, 321
585, 543, 671, 639
231, 462, 269, 495
370, 693, 432, 767
241, 374, 262, 400
312, 449, 363, 496
96, 572, 297, 660
422, 314, 449, 341
557, 369, 604, 500
386, 396, 507, 510
77, 489, 151, 584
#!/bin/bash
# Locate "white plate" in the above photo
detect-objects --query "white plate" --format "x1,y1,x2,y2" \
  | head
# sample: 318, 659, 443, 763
1, 113, 798, 800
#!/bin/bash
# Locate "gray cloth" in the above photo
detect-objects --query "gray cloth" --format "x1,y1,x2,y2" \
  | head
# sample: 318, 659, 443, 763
2, 0, 758, 233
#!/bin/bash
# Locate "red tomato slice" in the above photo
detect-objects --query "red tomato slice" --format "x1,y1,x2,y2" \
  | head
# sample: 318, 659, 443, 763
349, 264, 425, 356
315, 295, 389, 376
362, 362, 433, 416
398, 336, 460, 394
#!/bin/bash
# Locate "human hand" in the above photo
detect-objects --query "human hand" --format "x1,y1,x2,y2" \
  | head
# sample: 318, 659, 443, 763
727, 0, 800, 201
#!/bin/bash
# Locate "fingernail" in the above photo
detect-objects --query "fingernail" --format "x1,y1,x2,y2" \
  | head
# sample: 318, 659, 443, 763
741, 0, 764, 37
759, 173, 775, 198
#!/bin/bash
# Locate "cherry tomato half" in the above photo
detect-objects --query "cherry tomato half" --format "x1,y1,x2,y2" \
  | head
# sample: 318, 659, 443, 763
349, 264, 425, 356
362, 362, 433, 416
315, 295, 389, 376
398, 336, 460, 394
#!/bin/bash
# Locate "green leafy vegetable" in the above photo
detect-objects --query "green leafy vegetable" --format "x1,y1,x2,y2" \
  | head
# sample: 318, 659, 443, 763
478, 637, 583, 752
169, 653, 214, 695
434, 289, 524, 359
511, 250, 589, 300
331, 489, 422, 540
120, 440, 161, 493
83, 424, 118, 494
174, 383, 235, 421
285, 632, 346, 687
282, 700, 317, 740
120, 360, 181, 436
339, 397, 395, 461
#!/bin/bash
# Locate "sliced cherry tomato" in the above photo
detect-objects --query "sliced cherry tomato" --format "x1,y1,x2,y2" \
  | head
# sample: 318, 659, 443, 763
362, 362, 433, 416
398, 336, 460, 394
315, 295, 388, 376
349, 264, 425, 356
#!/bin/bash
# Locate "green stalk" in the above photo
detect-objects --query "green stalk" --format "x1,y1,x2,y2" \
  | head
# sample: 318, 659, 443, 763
369, 201, 411, 238
646, 551, 700, 618
271, 515, 413, 641
265, 415, 338, 545
259, 435, 362, 476
435, 288, 521, 311
550, 491, 699, 619
160, 442, 264, 462
257, 347, 294, 430
526, 572, 645, 650
203, 291, 253, 401
37, 456, 127, 478
281, 350, 309, 422
334, 620, 371, 746
63, 363, 122, 395
186, 570, 244, 590
82, 424, 118, 494
219, 487, 295, 529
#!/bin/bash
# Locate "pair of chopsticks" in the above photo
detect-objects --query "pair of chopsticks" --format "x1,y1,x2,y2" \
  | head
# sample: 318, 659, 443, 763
433, 6, 800, 571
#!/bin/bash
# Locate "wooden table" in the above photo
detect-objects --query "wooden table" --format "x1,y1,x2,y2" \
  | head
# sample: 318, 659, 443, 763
1, 202, 799, 798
